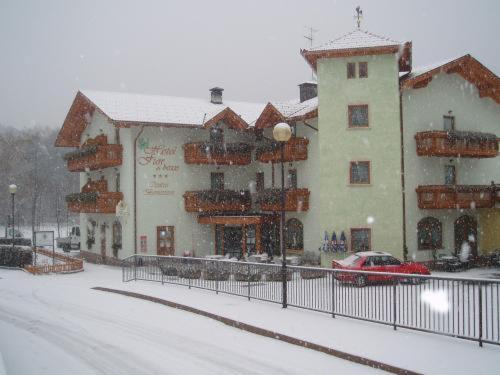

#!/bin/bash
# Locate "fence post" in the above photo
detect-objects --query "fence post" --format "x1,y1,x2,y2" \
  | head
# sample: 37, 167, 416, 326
393, 282, 397, 330
133, 255, 137, 281
161, 260, 164, 285
478, 281, 483, 347
215, 260, 219, 295
247, 263, 251, 301
331, 271, 336, 318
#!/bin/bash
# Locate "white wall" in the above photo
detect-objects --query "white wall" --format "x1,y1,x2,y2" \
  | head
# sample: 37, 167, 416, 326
403, 72, 500, 261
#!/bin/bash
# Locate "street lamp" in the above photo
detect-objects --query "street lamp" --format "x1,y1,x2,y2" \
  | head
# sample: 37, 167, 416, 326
8, 184, 17, 250
273, 122, 292, 308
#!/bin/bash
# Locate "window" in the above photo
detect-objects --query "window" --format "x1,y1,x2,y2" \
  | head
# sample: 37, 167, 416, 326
288, 169, 297, 189
445, 165, 456, 185
359, 62, 368, 78
211, 172, 224, 190
351, 228, 371, 252
417, 217, 442, 250
347, 62, 356, 79
285, 218, 303, 251
350, 161, 370, 184
348, 105, 369, 127
210, 127, 223, 144
256, 172, 264, 193
443, 115, 455, 131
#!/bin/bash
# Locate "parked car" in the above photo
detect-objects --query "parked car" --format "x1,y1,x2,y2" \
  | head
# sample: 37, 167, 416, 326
332, 251, 430, 287
434, 254, 467, 272
56, 226, 80, 252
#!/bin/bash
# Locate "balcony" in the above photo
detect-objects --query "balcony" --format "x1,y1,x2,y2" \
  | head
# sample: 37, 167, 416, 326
416, 185, 497, 210
183, 190, 251, 212
66, 179, 123, 214
258, 188, 310, 212
64, 135, 123, 172
415, 131, 498, 158
183, 142, 252, 165
255, 137, 309, 163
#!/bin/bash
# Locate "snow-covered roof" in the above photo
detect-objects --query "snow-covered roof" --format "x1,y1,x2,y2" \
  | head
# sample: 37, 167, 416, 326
271, 97, 318, 118
308, 29, 402, 52
254, 96, 318, 129
301, 28, 412, 73
81, 90, 265, 127
401, 55, 466, 80
400, 54, 500, 104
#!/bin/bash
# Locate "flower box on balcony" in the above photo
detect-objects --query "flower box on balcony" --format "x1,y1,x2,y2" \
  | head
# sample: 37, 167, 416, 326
258, 188, 310, 212
183, 142, 252, 165
416, 185, 496, 210
183, 190, 251, 212
66, 179, 122, 214
256, 137, 309, 163
64, 135, 123, 171
415, 131, 498, 158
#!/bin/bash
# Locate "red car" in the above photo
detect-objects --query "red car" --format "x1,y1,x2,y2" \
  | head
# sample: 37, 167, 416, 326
332, 251, 430, 287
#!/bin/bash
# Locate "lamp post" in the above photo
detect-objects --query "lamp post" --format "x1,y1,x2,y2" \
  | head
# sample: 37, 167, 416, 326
273, 122, 292, 308
8, 184, 17, 250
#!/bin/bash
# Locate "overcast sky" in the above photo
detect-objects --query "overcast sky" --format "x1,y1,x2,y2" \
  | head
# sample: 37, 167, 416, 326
1, 0, 498, 129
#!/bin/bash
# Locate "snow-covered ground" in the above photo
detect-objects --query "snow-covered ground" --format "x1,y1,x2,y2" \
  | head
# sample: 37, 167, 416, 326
0, 264, 382, 375
1, 263, 499, 374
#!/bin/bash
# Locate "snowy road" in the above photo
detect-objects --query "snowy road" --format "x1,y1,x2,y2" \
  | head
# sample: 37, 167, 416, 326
0, 269, 382, 375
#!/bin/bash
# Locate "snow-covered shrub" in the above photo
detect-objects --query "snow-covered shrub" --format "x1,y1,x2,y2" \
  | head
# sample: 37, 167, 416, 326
299, 269, 326, 280
159, 264, 178, 276
0, 246, 32, 268
300, 251, 320, 266
178, 266, 201, 279
265, 269, 293, 282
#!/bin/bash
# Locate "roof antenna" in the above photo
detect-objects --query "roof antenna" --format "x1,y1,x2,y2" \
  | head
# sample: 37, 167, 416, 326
304, 26, 318, 80
355, 6, 363, 29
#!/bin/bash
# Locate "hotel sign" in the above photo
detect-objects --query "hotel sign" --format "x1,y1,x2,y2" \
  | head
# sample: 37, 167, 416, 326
138, 137, 180, 196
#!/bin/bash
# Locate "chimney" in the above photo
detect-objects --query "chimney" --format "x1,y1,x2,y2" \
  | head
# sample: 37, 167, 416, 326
298, 82, 317, 103
210, 87, 224, 104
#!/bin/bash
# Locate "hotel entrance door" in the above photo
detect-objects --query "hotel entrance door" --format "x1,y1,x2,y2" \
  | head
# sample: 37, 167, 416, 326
223, 226, 243, 258
157, 226, 174, 256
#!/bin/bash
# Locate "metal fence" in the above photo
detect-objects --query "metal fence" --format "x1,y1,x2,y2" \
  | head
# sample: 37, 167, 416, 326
122, 254, 500, 347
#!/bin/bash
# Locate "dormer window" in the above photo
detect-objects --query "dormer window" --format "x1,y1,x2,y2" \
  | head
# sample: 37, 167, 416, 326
443, 114, 455, 131
210, 127, 223, 144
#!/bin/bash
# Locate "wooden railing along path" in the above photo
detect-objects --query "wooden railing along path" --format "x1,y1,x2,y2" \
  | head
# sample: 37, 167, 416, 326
25, 248, 84, 274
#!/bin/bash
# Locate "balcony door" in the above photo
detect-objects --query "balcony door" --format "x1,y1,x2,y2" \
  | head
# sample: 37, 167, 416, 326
223, 226, 243, 258
454, 215, 477, 258
157, 226, 175, 256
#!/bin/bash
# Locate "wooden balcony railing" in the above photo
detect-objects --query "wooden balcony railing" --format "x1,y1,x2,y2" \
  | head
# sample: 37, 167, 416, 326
256, 137, 309, 163
183, 190, 251, 212
64, 134, 123, 172
415, 131, 498, 158
416, 185, 497, 210
258, 188, 310, 212
183, 142, 252, 165
66, 179, 122, 214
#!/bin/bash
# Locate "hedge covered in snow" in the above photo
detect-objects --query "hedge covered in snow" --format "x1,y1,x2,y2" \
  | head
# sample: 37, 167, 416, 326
0, 245, 33, 268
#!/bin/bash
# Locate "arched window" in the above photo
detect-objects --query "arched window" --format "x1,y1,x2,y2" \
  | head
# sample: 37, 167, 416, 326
417, 217, 442, 250
112, 221, 122, 257
285, 218, 303, 251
